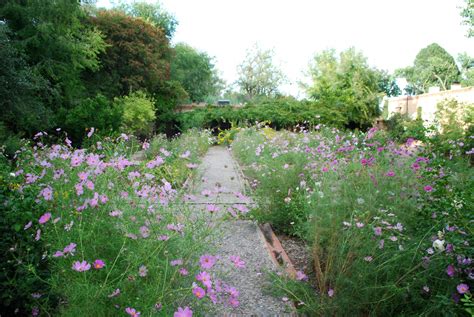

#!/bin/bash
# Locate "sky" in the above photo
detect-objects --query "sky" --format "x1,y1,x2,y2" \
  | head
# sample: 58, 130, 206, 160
96, 0, 473, 97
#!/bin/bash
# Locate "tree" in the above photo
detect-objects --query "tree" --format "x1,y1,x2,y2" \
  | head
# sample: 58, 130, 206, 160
458, 52, 474, 87
236, 44, 285, 99
305, 48, 383, 129
115, 0, 178, 39
171, 43, 222, 102
0, 0, 106, 108
396, 43, 460, 94
84, 10, 172, 98
376, 70, 401, 97
0, 24, 51, 135
460, 0, 473, 38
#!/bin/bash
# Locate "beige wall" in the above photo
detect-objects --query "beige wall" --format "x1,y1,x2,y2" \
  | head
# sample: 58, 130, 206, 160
386, 86, 474, 122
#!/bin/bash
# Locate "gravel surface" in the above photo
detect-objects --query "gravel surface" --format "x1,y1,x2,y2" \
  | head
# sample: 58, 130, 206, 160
187, 146, 292, 316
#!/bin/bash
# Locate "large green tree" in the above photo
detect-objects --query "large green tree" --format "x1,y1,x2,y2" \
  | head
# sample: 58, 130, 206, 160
396, 43, 460, 94
85, 10, 172, 98
0, 24, 51, 135
237, 44, 286, 100
458, 52, 474, 87
115, 0, 178, 39
171, 43, 222, 102
0, 0, 106, 109
460, 0, 473, 38
305, 48, 384, 129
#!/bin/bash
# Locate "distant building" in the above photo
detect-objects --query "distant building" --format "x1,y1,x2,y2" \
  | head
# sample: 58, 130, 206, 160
217, 99, 231, 106
384, 85, 474, 122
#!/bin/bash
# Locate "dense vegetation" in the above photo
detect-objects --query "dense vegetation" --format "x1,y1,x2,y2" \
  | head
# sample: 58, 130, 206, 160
231, 100, 473, 316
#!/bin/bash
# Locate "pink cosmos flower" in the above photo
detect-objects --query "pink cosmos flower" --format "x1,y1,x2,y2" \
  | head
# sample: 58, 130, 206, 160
53, 251, 64, 257
374, 227, 382, 236
186, 163, 198, 169
199, 255, 217, 269
125, 307, 140, 317
93, 259, 105, 269
457, 283, 469, 294
35, 229, 41, 241
138, 265, 148, 277
364, 256, 373, 262
328, 288, 334, 297
63, 242, 77, 255
379, 239, 385, 249
72, 260, 91, 272
87, 127, 95, 138
139, 226, 150, 238
180, 150, 191, 158
171, 259, 183, 266
446, 264, 456, 277
229, 255, 246, 268
158, 235, 169, 241
206, 204, 220, 213
108, 288, 120, 298
296, 271, 308, 281
109, 210, 123, 217
356, 222, 364, 228
38, 213, 51, 224
386, 171, 395, 177
40, 187, 53, 201
78, 171, 89, 181
192, 286, 206, 299
423, 185, 433, 192
75, 183, 84, 196
24, 221, 32, 230
196, 271, 212, 288
142, 141, 150, 150
179, 268, 189, 276
229, 297, 240, 307
86, 180, 94, 190
174, 306, 193, 317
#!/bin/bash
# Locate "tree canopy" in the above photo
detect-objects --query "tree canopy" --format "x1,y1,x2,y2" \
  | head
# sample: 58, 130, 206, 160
460, 0, 473, 38
171, 43, 223, 102
115, 0, 178, 39
237, 45, 286, 100
84, 10, 172, 98
305, 48, 384, 129
396, 43, 460, 94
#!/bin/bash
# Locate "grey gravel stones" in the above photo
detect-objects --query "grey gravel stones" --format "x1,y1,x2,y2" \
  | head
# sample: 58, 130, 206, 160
187, 146, 292, 316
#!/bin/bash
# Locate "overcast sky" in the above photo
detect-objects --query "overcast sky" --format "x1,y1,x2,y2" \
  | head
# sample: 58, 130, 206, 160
96, 0, 473, 97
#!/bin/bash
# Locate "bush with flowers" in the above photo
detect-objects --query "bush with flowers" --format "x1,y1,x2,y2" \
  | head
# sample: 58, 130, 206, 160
0, 128, 245, 316
231, 123, 472, 316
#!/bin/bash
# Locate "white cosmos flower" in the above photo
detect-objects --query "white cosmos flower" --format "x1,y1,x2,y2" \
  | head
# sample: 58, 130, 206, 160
432, 239, 445, 252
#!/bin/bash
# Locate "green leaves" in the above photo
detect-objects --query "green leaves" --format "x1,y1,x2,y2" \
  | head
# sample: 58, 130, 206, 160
397, 43, 460, 94
171, 43, 222, 102
306, 48, 383, 129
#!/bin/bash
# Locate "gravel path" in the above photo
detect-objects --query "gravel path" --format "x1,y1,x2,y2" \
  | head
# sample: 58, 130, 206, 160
187, 146, 291, 316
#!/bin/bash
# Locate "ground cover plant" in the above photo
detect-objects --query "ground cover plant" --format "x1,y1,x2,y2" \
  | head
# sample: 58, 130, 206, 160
0, 129, 247, 316
231, 123, 473, 316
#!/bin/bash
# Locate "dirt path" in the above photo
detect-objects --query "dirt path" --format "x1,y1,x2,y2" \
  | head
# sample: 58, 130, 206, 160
187, 146, 291, 316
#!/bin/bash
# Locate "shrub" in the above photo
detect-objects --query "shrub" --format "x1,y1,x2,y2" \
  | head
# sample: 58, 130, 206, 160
61, 94, 123, 144
115, 91, 156, 138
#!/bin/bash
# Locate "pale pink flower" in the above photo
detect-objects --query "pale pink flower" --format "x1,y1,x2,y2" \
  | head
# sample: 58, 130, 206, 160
39, 213, 51, 224
87, 127, 95, 138
192, 286, 206, 299
40, 187, 53, 201
72, 260, 91, 272
174, 306, 193, 317
229, 255, 245, 268
296, 271, 308, 281
196, 271, 212, 288
125, 307, 140, 317
199, 255, 217, 269
138, 265, 148, 277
